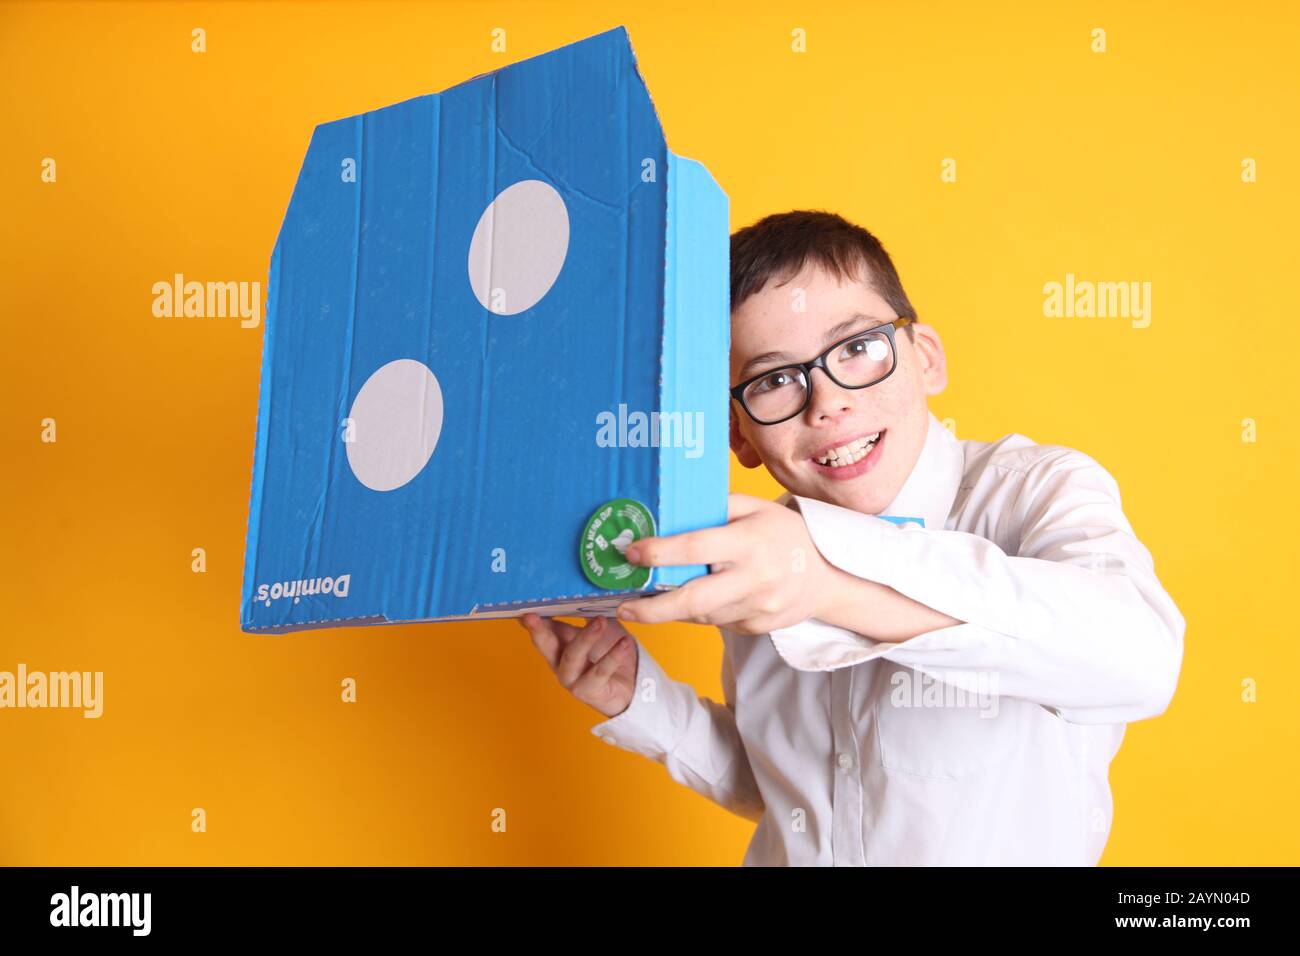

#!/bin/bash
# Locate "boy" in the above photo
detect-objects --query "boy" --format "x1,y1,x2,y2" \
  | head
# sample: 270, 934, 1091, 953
520, 210, 1185, 866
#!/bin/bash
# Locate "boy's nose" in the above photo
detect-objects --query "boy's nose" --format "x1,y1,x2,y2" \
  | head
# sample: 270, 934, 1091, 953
805, 366, 855, 421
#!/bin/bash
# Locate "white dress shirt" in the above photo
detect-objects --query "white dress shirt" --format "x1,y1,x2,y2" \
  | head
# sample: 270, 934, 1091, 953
590, 411, 1185, 865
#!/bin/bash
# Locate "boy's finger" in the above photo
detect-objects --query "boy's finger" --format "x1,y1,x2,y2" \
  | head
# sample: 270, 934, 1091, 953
624, 524, 741, 570
555, 618, 608, 687
572, 636, 634, 695
550, 618, 582, 644
521, 614, 562, 669
617, 570, 747, 625
585, 622, 626, 663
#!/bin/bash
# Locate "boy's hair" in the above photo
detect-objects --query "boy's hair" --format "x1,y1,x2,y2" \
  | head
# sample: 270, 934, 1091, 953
730, 210, 918, 342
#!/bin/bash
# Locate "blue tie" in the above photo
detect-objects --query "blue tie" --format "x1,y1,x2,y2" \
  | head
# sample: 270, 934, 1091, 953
878, 515, 925, 528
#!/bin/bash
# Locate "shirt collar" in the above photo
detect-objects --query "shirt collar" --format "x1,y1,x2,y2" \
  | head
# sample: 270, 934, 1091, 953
777, 411, 965, 530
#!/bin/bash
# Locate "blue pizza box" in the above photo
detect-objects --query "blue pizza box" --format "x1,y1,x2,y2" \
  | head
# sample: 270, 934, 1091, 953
240, 26, 729, 633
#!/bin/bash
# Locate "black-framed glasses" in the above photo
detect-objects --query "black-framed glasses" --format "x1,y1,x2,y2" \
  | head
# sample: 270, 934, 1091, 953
730, 317, 915, 425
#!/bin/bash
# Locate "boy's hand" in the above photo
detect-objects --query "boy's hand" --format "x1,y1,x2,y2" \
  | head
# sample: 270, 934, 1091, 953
519, 614, 638, 719
614, 493, 830, 636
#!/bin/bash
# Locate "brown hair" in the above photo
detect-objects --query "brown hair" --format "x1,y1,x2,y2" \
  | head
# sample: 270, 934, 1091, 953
730, 210, 917, 341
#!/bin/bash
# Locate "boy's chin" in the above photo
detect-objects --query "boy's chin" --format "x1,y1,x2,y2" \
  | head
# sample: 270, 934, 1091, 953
794, 471, 896, 513
771, 462, 889, 511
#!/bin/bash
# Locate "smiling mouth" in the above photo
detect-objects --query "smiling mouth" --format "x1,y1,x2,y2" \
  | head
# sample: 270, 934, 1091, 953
812, 430, 883, 467
807, 429, 887, 481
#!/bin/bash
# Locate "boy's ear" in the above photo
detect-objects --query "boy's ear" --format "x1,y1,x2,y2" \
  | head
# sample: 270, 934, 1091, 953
729, 405, 763, 469
909, 322, 949, 396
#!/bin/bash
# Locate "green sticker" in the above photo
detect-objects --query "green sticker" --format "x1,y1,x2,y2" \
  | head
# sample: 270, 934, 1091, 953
579, 498, 656, 590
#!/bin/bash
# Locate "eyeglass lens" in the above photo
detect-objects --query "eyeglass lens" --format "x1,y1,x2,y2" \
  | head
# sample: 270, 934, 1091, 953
742, 329, 895, 423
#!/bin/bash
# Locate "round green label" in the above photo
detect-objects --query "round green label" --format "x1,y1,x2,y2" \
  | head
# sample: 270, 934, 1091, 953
579, 498, 656, 590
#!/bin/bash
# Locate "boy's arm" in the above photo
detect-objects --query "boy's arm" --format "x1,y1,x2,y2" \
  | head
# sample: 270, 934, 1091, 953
770, 449, 1186, 726
590, 636, 765, 824
816, 572, 966, 643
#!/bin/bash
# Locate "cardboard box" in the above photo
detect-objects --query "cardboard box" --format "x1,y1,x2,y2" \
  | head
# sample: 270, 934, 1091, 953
240, 26, 730, 633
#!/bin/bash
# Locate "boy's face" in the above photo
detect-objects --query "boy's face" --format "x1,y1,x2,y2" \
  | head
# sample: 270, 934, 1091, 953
729, 262, 948, 515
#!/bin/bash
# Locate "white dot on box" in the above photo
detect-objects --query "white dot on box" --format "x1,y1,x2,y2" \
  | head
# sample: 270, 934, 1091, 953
467, 179, 569, 315
346, 359, 444, 492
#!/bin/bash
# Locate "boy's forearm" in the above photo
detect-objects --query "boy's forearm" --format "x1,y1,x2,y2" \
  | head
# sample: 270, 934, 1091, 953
814, 565, 963, 644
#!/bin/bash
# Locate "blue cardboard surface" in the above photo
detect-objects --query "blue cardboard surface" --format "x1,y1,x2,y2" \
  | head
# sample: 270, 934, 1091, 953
241, 26, 730, 633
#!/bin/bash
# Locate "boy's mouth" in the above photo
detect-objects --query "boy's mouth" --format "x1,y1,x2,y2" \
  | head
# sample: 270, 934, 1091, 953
808, 429, 886, 480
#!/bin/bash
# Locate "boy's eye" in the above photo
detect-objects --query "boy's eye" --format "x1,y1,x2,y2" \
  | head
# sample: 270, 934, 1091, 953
753, 369, 799, 393
841, 337, 869, 359
839, 335, 889, 363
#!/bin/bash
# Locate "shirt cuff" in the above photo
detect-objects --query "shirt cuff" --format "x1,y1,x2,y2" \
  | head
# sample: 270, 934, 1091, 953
768, 615, 974, 672
768, 617, 886, 671
790, 492, 919, 586
766, 494, 927, 671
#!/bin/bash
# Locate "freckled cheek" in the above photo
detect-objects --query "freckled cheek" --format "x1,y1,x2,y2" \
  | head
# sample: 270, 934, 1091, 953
751, 423, 802, 465
858, 381, 906, 419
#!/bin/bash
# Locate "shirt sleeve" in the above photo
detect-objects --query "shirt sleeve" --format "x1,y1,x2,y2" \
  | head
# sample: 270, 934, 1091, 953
768, 449, 1186, 726
589, 634, 765, 823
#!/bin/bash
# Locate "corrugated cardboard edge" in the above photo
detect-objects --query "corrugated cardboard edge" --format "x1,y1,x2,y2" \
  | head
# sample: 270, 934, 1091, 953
655, 152, 730, 588
242, 585, 678, 634
238, 224, 283, 632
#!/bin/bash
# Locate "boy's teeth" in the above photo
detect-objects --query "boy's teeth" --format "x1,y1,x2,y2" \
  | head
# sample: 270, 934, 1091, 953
817, 432, 880, 466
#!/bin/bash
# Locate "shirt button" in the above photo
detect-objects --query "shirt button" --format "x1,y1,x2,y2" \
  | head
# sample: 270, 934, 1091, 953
601, 735, 617, 745
837, 752, 853, 771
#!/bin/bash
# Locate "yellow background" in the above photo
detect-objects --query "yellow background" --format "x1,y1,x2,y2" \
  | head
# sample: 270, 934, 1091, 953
2, 0, 1296, 865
